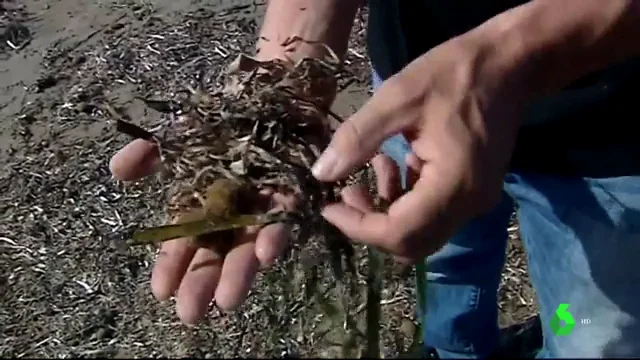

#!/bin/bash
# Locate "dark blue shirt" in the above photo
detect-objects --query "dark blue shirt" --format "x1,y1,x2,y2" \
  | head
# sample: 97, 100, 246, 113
367, 0, 640, 177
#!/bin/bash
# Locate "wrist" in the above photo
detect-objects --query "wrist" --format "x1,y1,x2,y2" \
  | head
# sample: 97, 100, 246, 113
254, 0, 361, 63
466, 0, 640, 98
255, 37, 333, 63
460, 5, 538, 104
452, 25, 534, 111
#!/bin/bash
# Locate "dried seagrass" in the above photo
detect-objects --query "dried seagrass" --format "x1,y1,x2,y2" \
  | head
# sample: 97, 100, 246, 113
116, 41, 354, 271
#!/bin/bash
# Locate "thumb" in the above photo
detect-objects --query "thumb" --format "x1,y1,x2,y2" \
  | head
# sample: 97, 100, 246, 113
312, 81, 412, 182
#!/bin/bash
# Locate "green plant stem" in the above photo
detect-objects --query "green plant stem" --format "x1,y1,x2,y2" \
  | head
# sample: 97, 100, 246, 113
413, 261, 428, 356
364, 247, 383, 358
416, 261, 427, 323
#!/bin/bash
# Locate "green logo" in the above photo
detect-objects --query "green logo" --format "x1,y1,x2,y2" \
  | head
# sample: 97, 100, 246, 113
550, 303, 576, 336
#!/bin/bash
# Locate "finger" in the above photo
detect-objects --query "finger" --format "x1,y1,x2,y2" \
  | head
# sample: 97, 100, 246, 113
340, 186, 418, 264
175, 247, 224, 324
110, 139, 159, 181
259, 187, 275, 197
311, 76, 419, 182
405, 152, 423, 172
371, 154, 402, 202
255, 192, 296, 268
341, 184, 374, 212
321, 203, 390, 246
214, 235, 260, 311
255, 223, 289, 269
405, 152, 423, 189
322, 164, 458, 259
151, 237, 197, 301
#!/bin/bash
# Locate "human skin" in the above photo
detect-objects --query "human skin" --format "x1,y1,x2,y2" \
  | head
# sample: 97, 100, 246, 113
313, 0, 640, 262
109, 0, 640, 324
256, 0, 363, 62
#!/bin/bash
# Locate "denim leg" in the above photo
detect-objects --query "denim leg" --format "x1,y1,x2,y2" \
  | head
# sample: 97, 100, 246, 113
423, 198, 514, 358
504, 173, 640, 358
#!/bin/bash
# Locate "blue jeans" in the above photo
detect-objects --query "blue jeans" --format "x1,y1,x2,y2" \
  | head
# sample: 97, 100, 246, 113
373, 73, 640, 358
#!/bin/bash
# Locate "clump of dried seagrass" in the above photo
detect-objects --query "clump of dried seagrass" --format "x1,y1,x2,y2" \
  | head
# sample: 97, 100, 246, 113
117, 38, 354, 275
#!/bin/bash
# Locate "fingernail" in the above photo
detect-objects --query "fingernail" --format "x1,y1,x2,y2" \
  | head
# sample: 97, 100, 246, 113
312, 148, 339, 180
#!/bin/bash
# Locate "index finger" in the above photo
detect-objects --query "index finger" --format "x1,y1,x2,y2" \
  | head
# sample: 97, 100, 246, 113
321, 164, 459, 259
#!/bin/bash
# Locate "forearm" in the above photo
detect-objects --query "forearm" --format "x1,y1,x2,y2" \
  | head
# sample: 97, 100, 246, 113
471, 0, 640, 97
256, 0, 363, 62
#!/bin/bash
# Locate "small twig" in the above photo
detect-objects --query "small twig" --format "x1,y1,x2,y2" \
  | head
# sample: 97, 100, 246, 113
115, 119, 156, 142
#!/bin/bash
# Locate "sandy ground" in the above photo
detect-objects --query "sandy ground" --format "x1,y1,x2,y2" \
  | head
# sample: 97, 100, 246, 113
1, 0, 537, 357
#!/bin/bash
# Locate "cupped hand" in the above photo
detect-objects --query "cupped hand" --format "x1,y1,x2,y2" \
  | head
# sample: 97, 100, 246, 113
110, 139, 295, 324
312, 33, 531, 263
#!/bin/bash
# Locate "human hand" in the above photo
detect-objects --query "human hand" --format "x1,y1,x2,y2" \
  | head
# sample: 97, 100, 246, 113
311, 33, 532, 263
110, 140, 295, 324
109, 36, 343, 324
